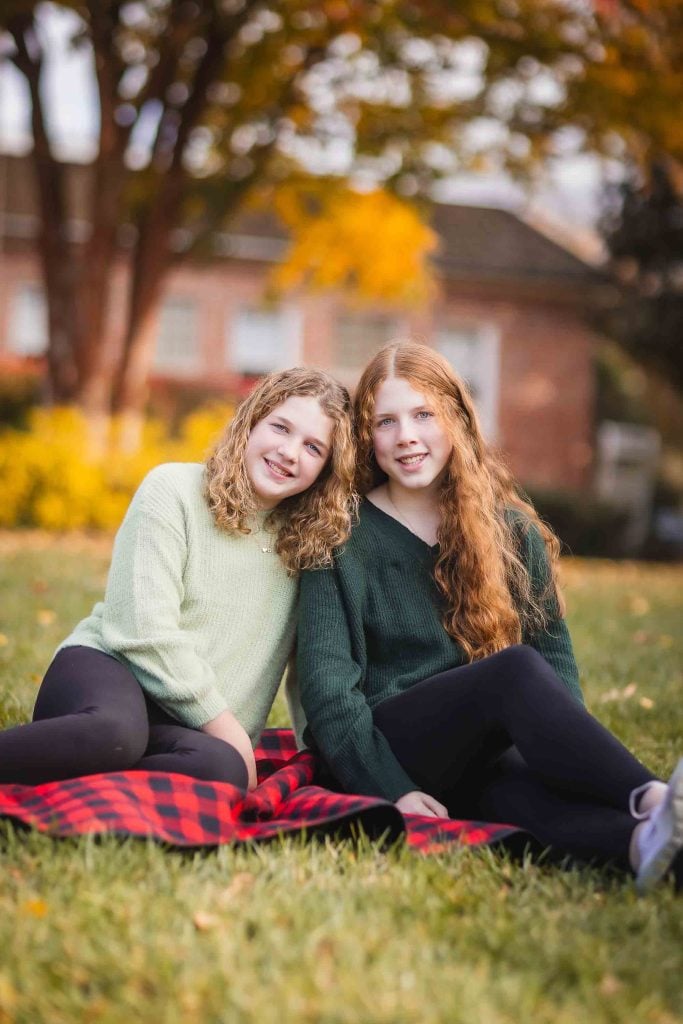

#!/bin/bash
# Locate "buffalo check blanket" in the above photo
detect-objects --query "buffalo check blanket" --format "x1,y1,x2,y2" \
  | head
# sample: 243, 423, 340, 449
0, 728, 519, 853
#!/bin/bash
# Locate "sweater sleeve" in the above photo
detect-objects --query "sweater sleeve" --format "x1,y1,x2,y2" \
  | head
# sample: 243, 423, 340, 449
518, 519, 584, 704
297, 561, 418, 802
99, 468, 230, 727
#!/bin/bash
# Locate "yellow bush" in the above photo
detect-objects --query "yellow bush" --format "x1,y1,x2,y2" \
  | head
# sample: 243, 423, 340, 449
0, 404, 235, 531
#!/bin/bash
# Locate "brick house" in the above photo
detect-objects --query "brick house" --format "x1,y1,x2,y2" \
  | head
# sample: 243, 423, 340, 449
0, 153, 608, 491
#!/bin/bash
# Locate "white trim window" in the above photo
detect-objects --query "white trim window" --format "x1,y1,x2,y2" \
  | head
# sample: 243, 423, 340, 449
153, 297, 200, 372
435, 323, 500, 440
8, 283, 48, 356
333, 312, 401, 371
228, 305, 302, 375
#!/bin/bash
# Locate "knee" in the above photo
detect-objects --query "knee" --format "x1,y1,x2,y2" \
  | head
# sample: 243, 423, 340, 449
188, 737, 249, 792
489, 644, 556, 691
87, 713, 148, 771
498, 644, 547, 672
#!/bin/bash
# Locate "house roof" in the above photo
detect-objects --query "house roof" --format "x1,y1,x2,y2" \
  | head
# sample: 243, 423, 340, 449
0, 152, 601, 285
429, 203, 598, 282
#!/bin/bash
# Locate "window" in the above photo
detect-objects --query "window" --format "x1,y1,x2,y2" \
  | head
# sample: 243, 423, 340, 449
8, 284, 48, 356
333, 313, 401, 370
435, 323, 500, 439
229, 306, 302, 374
153, 297, 199, 372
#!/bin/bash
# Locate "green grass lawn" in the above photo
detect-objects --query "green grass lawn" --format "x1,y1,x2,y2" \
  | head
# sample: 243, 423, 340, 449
0, 532, 681, 1024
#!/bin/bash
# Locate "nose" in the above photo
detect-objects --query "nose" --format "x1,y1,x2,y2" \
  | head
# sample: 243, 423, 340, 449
396, 418, 418, 446
276, 438, 298, 463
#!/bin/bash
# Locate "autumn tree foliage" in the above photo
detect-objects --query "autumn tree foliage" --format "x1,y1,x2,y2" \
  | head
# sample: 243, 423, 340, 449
1, 0, 681, 442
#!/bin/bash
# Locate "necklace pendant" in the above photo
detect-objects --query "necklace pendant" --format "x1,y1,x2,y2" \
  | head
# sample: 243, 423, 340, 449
261, 546, 273, 553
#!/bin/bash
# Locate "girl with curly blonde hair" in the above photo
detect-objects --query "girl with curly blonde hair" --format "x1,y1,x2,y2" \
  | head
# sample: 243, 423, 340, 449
297, 341, 682, 892
0, 368, 356, 795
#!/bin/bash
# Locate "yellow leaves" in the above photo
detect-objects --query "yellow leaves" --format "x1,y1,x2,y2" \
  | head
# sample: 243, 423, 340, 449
0, 404, 235, 532
271, 187, 439, 306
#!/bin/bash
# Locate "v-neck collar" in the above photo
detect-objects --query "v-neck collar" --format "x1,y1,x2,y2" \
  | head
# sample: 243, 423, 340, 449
362, 497, 439, 556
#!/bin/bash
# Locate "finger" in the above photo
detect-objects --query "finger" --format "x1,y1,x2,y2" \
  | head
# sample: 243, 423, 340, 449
423, 796, 449, 818
417, 799, 441, 817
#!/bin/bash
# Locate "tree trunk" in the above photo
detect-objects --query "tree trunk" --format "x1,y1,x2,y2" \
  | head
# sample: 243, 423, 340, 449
111, 190, 178, 450
9, 14, 83, 404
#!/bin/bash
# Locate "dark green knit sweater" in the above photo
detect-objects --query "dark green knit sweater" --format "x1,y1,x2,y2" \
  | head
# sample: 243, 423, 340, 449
297, 499, 583, 801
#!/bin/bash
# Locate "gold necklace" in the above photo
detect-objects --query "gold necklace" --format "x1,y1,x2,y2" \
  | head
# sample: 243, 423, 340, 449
385, 492, 423, 538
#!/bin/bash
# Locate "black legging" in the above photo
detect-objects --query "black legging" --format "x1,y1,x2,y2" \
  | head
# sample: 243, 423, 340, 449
373, 644, 657, 867
0, 646, 249, 793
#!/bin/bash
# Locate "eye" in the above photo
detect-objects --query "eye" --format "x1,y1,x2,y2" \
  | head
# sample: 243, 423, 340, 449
306, 442, 322, 456
271, 421, 287, 432
416, 410, 433, 420
376, 417, 394, 428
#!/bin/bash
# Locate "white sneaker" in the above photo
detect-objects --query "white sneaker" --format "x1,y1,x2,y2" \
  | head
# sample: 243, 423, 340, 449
634, 758, 683, 894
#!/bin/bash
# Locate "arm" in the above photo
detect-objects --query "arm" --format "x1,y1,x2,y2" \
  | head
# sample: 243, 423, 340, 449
297, 561, 419, 802
200, 710, 257, 789
99, 467, 233, 728
518, 519, 584, 704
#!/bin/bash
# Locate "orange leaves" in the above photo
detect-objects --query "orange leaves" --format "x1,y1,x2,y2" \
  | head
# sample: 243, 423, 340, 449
271, 187, 439, 306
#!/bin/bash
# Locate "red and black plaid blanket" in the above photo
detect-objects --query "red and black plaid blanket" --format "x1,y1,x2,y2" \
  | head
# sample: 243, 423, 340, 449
0, 729, 519, 853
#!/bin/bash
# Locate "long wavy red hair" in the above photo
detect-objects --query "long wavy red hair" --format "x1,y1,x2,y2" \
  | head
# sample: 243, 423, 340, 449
354, 340, 564, 659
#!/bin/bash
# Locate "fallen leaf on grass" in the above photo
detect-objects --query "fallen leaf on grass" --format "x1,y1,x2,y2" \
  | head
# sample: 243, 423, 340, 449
599, 973, 622, 996
0, 634, 8, 647
627, 596, 650, 617
599, 683, 638, 704
36, 609, 56, 626
193, 911, 220, 931
217, 872, 255, 906
22, 898, 48, 917
639, 697, 654, 710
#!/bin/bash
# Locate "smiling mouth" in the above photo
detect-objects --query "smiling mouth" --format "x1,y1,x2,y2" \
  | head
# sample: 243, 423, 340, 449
396, 453, 428, 466
264, 457, 294, 479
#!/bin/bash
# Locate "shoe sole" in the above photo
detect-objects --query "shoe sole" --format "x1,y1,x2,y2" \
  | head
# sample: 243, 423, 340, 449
636, 757, 683, 894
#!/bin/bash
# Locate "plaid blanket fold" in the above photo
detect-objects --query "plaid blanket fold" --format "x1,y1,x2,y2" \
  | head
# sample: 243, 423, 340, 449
0, 728, 519, 853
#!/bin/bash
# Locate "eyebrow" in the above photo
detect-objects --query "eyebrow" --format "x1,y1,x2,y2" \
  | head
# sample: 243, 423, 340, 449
374, 404, 431, 419
274, 415, 329, 452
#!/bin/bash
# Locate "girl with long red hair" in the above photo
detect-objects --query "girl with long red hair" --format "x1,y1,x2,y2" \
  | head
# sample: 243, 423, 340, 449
296, 341, 682, 892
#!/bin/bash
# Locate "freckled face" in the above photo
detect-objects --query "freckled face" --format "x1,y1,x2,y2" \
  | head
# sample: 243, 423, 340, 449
371, 376, 452, 492
245, 395, 334, 509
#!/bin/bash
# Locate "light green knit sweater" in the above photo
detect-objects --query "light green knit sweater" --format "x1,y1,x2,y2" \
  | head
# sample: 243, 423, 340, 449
59, 462, 298, 742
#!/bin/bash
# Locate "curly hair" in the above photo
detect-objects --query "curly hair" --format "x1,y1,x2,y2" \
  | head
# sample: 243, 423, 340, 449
354, 340, 564, 659
204, 368, 357, 573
